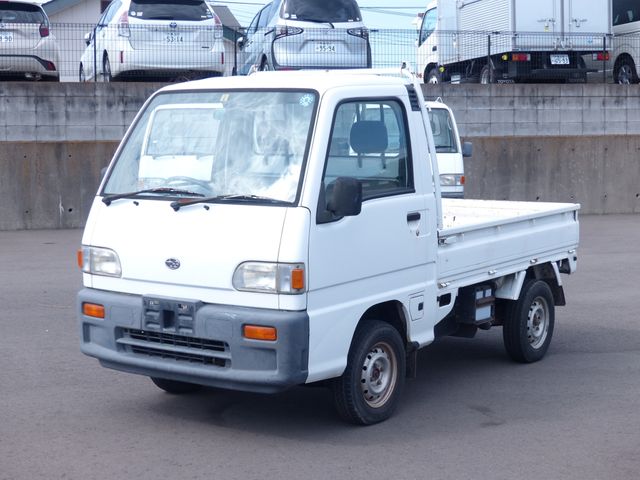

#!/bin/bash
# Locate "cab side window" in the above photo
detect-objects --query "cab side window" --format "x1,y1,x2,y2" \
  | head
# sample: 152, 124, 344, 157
322, 99, 413, 204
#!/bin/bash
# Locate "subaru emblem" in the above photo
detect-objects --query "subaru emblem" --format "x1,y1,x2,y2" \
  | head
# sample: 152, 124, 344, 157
170, 22, 177, 29
165, 258, 181, 270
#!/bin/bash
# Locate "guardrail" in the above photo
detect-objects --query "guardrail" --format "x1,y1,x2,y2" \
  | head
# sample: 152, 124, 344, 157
0, 23, 625, 83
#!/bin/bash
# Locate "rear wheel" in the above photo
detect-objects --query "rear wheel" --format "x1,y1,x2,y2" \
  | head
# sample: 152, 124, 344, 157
79, 63, 86, 82
503, 280, 555, 363
259, 56, 270, 72
150, 377, 203, 394
333, 320, 405, 425
615, 59, 638, 84
479, 64, 492, 84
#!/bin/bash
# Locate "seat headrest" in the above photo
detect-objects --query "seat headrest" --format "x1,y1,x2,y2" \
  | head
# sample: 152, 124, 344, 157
350, 120, 388, 154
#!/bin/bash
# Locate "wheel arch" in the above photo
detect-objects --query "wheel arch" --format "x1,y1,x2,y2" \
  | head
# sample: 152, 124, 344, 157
495, 263, 565, 306
358, 300, 409, 347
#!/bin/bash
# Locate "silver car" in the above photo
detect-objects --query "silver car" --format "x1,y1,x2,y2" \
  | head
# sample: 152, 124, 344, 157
237, 0, 371, 74
0, 0, 60, 81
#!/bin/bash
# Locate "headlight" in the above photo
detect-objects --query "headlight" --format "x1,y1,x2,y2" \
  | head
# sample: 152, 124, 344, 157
80, 246, 122, 277
233, 262, 305, 294
440, 174, 464, 186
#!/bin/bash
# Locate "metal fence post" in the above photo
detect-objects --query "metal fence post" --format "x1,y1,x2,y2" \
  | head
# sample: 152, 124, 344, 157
93, 26, 97, 83
487, 34, 492, 83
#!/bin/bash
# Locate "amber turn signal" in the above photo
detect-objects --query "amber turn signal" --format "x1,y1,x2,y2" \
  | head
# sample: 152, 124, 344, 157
83, 302, 105, 319
243, 325, 277, 341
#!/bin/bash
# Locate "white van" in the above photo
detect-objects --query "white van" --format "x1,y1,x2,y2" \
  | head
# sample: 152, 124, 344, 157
236, 0, 371, 74
426, 100, 471, 198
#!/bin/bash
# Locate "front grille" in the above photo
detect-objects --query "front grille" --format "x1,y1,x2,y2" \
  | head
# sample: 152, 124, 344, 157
118, 328, 230, 368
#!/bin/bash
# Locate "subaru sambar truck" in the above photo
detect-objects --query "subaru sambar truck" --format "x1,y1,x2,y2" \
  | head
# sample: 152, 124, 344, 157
78, 69, 579, 424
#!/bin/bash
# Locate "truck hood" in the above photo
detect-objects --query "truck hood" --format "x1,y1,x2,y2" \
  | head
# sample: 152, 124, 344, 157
82, 198, 292, 306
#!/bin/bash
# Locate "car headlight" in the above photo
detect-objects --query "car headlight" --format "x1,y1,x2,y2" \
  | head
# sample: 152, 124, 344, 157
440, 174, 464, 186
80, 246, 122, 277
233, 262, 305, 294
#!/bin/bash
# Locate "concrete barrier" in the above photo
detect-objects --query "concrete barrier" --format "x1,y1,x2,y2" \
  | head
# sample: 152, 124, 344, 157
0, 83, 639, 230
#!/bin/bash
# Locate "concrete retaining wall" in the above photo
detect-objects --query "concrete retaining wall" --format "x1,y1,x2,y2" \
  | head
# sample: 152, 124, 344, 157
1, 83, 639, 230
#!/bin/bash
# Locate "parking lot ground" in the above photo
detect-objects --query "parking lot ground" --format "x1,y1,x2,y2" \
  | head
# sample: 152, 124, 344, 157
1, 214, 639, 480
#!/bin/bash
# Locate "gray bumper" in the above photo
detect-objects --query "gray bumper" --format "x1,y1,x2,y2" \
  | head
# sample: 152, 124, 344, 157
78, 288, 309, 393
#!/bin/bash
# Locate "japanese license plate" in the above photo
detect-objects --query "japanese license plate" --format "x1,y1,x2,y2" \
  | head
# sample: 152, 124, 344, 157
315, 43, 336, 53
0, 33, 14, 43
165, 32, 184, 44
550, 54, 569, 65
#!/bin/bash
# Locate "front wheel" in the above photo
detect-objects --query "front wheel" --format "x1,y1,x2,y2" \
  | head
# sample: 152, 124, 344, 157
102, 55, 113, 83
503, 280, 555, 363
425, 67, 440, 84
616, 60, 638, 84
333, 320, 405, 425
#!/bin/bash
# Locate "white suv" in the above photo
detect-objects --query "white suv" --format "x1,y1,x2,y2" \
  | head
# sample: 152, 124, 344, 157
79, 0, 224, 82
0, 0, 60, 81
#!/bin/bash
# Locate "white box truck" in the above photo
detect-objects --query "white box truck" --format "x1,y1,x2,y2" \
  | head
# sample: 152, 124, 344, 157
417, 0, 610, 84
77, 68, 579, 424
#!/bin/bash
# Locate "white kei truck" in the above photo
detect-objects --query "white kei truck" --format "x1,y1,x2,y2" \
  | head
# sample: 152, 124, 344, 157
77, 69, 579, 425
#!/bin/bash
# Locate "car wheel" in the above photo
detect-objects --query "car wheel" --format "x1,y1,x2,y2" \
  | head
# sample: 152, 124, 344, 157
333, 320, 405, 425
425, 67, 440, 84
79, 64, 86, 83
150, 377, 203, 394
503, 280, 555, 363
480, 64, 493, 84
616, 59, 638, 84
259, 56, 271, 72
102, 55, 112, 83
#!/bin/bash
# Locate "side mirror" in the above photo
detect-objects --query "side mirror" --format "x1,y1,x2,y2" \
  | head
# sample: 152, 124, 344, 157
237, 36, 245, 50
327, 177, 362, 217
84, 32, 92, 46
462, 141, 473, 158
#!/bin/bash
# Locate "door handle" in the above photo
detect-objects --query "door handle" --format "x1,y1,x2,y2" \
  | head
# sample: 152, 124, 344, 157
407, 212, 421, 222
432, 45, 437, 52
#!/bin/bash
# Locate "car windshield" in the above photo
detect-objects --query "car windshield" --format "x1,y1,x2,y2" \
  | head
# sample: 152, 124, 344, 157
281, 0, 362, 23
0, 3, 45, 23
428, 108, 458, 153
129, 0, 213, 21
103, 90, 318, 204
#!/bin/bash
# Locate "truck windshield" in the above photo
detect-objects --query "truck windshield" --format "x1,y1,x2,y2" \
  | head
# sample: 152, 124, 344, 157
103, 90, 318, 204
428, 108, 458, 153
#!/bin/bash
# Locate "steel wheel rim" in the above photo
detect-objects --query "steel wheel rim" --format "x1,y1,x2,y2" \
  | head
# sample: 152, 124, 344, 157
618, 64, 632, 84
360, 341, 398, 408
427, 74, 439, 84
103, 58, 111, 82
527, 296, 549, 349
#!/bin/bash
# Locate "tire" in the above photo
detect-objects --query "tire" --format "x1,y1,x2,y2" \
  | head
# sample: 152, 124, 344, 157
259, 56, 270, 72
425, 67, 440, 84
150, 377, 203, 394
333, 320, 405, 425
480, 64, 492, 84
503, 279, 555, 363
79, 64, 86, 83
615, 59, 638, 84
102, 55, 112, 83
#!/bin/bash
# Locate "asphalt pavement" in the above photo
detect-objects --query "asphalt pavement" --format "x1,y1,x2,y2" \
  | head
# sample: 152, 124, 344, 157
1, 214, 639, 480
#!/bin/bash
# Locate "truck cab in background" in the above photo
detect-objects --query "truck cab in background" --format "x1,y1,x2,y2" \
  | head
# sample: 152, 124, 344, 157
426, 99, 471, 198
417, 0, 610, 84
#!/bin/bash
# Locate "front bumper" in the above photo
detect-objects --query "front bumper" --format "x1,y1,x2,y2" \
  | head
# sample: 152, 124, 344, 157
78, 288, 309, 393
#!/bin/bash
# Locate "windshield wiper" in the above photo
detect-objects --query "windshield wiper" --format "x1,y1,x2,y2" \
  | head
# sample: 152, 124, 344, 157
170, 194, 287, 211
296, 18, 335, 28
102, 187, 205, 206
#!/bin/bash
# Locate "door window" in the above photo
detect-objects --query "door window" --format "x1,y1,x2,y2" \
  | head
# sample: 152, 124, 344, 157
322, 99, 413, 203
419, 8, 437, 45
